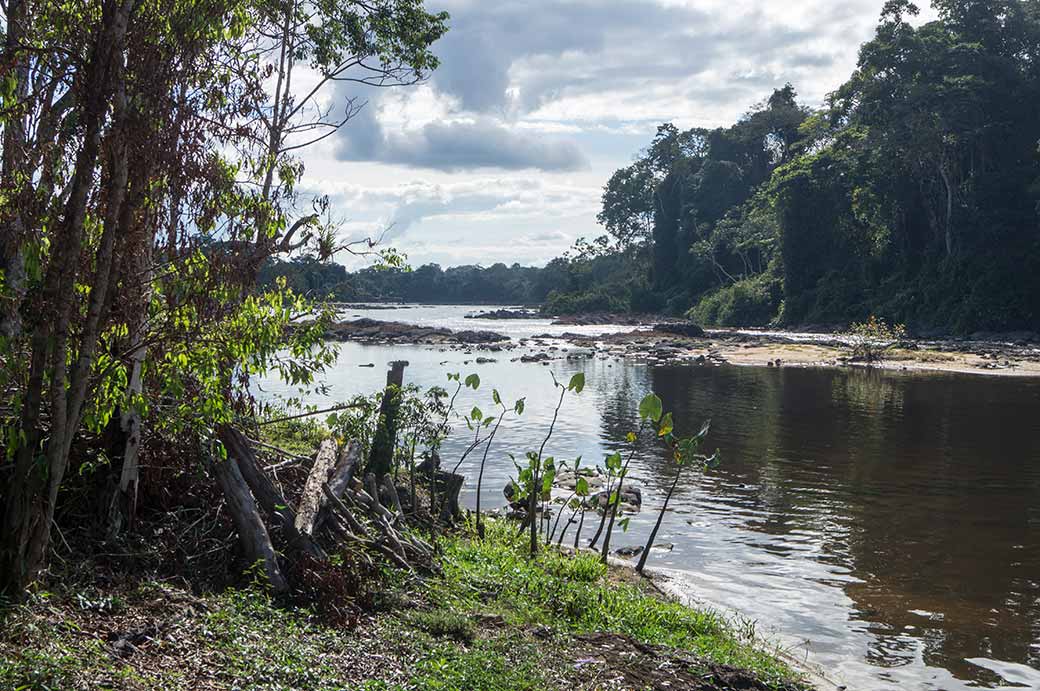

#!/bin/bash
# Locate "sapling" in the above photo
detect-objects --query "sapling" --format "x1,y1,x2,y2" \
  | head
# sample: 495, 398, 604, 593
475, 390, 524, 539
510, 371, 584, 556
635, 408, 719, 574
587, 452, 621, 550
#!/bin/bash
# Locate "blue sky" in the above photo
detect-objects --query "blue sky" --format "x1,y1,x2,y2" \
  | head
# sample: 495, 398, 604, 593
299, 0, 937, 269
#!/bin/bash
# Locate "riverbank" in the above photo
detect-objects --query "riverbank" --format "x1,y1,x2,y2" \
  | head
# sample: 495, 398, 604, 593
323, 314, 1040, 377
1, 520, 807, 691
567, 326, 1040, 377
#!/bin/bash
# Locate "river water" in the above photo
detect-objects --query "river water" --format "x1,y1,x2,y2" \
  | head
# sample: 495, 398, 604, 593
261, 304, 1040, 691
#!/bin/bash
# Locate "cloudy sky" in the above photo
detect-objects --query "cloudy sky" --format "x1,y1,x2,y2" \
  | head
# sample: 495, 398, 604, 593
301, 0, 936, 270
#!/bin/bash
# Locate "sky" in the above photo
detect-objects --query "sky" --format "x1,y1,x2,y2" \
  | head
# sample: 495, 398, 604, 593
300, 0, 937, 270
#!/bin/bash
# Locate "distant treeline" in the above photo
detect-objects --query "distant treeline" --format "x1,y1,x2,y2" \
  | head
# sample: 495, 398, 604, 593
266, 2, 1040, 332
259, 260, 565, 305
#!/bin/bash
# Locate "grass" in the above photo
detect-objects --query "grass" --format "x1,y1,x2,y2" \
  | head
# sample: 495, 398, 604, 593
1, 520, 805, 691
414, 519, 799, 688
258, 415, 330, 456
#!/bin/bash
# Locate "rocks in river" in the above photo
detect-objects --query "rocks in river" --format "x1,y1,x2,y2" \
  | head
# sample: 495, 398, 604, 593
520, 352, 554, 363
614, 545, 644, 558
475, 357, 497, 364
465, 308, 541, 320
652, 322, 706, 338
591, 486, 642, 513
554, 468, 606, 493
325, 318, 509, 346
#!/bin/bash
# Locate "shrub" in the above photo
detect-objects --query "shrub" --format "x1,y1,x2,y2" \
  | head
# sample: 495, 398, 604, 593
843, 315, 907, 364
686, 274, 781, 326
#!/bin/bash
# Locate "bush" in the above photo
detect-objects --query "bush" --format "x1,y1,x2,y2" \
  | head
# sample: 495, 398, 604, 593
542, 288, 628, 315
686, 274, 781, 326
842, 315, 907, 363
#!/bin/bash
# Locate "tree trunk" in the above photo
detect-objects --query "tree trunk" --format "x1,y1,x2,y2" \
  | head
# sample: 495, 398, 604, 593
0, 0, 30, 339
0, 0, 134, 598
938, 162, 954, 257
208, 436, 288, 593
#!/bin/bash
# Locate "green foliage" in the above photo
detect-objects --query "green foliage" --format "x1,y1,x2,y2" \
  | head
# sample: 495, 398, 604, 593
543, 287, 629, 315
561, 3, 1040, 333
638, 394, 663, 423
842, 315, 908, 364
422, 521, 799, 688
405, 610, 476, 643
687, 271, 783, 327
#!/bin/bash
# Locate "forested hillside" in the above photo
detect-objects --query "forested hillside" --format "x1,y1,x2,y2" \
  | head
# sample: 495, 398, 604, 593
568, 0, 1040, 332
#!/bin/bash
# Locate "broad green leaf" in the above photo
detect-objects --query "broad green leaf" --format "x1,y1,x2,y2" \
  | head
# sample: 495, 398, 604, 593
514, 398, 525, 415
465, 373, 480, 389
567, 372, 585, 393
639, 393, 663, 422
470, 406, 482, 421
492, 388, 501, 405
576, 476, 589, 496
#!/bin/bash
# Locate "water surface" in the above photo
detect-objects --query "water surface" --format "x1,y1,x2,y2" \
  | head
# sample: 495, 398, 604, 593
262, 305, 1040, 691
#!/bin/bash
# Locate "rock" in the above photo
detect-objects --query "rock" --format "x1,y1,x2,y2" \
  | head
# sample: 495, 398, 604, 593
325, 318, 509, 345
653, 322, 706, 338
465, 308, 541, 320
591, 486, 642, 512
614, 545, 644, 558
475, 357, 497, 364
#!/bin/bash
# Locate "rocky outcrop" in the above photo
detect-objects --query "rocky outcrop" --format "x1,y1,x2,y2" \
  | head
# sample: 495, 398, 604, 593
465, 308, 542, 320
325, 318, 509, 345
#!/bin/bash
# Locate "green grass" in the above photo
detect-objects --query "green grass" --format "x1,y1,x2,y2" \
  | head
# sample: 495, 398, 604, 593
1, 522, 803, 690
420, 520, 799, 688
259, 414, 330, 456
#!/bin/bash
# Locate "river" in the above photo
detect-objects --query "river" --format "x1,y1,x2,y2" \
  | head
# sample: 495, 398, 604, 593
260, 304, 1040, 691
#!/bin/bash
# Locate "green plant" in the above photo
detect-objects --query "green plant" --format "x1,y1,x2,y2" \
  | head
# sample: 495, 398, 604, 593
509, 372, 585, 556
406, 610, 476, 643
475, 389, 524, 539
843, 315, 908, 364
635, 396, 719, 574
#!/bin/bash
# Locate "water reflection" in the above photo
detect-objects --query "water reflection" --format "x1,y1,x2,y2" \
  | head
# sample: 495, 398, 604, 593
260, 324, 1040, 691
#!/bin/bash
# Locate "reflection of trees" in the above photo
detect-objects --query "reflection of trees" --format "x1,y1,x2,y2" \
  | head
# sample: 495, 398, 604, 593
625, 364, 1040, 682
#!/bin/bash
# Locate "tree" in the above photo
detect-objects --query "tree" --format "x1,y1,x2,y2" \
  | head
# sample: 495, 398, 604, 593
0, 0, 449, 599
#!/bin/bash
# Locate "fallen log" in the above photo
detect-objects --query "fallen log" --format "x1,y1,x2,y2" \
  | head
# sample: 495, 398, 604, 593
295, 439, 338, 535
312, 440, 362, 534
220, 426, 326, 561
209, 428, 288, 593
381, 475, 404, 519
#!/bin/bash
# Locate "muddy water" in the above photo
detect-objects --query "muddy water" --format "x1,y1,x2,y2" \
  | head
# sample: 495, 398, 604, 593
262, 305, 1040, 690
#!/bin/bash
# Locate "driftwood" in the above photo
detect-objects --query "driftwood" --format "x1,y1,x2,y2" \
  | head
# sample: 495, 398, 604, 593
207, 365, 447, 587
312, 440, 361, 534
381, 475, 404, 518
437, 471, 465, 524
210, 427, 288, 593
295, 439, 338, 535
219, 426, 326, 561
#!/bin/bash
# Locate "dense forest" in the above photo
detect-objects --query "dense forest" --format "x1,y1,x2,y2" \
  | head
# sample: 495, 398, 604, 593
260, 258, 556, 304
275, 1, 1040, 333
